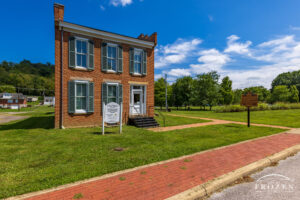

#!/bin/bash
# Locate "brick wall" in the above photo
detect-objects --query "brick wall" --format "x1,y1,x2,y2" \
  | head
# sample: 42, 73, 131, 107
54, 29, 155, 128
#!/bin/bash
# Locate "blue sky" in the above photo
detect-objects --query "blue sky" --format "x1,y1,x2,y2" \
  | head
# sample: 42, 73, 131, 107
2, 0, 300, 88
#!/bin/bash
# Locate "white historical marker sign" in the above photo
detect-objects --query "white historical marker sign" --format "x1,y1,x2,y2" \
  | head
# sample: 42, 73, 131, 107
105, 102, 120, 123
102, 102, 123, 135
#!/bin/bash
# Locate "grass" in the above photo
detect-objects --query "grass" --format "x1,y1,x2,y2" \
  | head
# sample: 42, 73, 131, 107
0, 107, 285, 198
155, 112, 210, 127
168, 109, 300, 128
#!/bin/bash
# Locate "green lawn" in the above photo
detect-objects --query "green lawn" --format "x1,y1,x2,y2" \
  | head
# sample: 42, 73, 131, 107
168, 109, 300, 128
155, 112, 210, 127
0, 107, 285, 198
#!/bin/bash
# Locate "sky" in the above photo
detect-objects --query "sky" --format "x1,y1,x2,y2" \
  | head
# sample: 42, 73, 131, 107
1, 0, 300, 89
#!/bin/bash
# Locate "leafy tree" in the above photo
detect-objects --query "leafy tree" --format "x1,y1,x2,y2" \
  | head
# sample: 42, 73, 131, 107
289, 85, 299, 103
219, 76, 233, 105
193, 71, 221, 110
272, 70, 300, 100
0, 85, 16, 93
270, 85, 291, 103
243, 86, 271, 102
233, 89, 243, 104
172, 76, 194, 109
154, 78, 172, 109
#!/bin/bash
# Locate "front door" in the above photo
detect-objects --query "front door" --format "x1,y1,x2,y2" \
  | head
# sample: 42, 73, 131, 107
132, 90, 143, 115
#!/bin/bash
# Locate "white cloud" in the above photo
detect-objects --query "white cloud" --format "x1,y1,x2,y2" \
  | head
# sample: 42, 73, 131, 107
167, 68, 191, 77
155, 38, 202, 68
110, 0, 133, 7
290, 26, 300, 31
190, 49, 231, 73
224, 35, 252, 55
208, 15, 214, 22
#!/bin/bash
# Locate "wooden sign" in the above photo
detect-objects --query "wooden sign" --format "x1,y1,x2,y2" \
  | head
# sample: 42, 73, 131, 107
241, 92, 258, 107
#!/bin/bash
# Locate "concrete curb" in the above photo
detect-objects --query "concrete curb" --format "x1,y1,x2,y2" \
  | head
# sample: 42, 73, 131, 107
166, 144, 300, 200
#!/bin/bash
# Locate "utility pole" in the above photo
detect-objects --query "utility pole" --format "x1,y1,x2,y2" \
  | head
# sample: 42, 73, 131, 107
165, 74, 168, 112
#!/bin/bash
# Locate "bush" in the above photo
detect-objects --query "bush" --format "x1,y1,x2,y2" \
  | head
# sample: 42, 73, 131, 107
214, 102, 300, 113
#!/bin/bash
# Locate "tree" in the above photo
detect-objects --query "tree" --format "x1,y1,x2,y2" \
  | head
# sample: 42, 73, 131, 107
243, 86, 271, 102
172, 76, 194, 109
193, 71, 221, 110
233, 89, 243, 104
219, 76, 233, 105
272, 70, 300, 100
289, 85, 299, 103
270, 85, 291, 103
154, 78, 172, 109
0, 85, 16, 93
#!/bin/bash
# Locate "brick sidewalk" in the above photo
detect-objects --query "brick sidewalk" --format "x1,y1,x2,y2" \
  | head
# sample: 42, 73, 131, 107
18, 133, 300, 200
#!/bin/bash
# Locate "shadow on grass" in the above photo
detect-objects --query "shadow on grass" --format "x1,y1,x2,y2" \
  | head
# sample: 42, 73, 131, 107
0, 116, 54, 130
92, 131, 116, 135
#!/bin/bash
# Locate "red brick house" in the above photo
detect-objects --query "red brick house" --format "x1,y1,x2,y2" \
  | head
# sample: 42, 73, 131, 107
0, 93, 27, 109
54, 3, 157, 128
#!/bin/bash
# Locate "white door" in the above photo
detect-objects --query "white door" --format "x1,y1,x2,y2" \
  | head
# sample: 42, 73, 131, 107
132, 90, 143, 115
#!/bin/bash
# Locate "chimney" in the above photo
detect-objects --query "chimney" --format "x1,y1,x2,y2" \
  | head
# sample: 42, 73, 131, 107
54, 3, 64, 22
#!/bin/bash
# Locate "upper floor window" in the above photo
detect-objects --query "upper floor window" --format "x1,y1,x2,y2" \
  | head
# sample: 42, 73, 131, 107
107, 44, 117, 71
134, 49, 142, 74
129, 48, 147, 75
76, 39, 88, 68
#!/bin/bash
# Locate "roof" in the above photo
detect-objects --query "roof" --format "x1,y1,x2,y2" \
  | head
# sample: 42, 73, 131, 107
0, 93, 26, 99
59, 21, 156, 49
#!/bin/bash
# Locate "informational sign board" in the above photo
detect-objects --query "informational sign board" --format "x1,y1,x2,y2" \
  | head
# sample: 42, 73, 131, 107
104, 102, 120, 123
241, 92, 258, 107
240, 92, 258, 127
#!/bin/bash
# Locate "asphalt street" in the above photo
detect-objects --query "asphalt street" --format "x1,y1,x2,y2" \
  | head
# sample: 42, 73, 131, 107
209, 151, 300, 200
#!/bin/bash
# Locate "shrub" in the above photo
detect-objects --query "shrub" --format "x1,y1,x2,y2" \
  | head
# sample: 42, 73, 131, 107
214, 102, 300, 113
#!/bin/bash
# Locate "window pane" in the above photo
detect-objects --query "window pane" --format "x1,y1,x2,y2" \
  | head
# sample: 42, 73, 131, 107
82, 55, 87, 68
108, 85, 116, 97
111, 59, 116, 71
82, 41, 87, 53
107, 59, 112, 70
108, 97, 117, 103
76, 97, 82, 109
134, 51, 141, 61
112, 47, 116, 58
81, 97, 86, 109
76, 54, 81, 67
77, 84, 82, 96
82, 84, 86, 96
76, 40, 82, 53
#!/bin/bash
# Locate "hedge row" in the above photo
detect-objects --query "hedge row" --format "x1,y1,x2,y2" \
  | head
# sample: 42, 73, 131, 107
214, 102, 300, 113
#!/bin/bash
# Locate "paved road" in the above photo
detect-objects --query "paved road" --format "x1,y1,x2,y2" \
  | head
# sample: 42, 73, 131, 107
0, 113, 28, 125
209, 152, 300, 200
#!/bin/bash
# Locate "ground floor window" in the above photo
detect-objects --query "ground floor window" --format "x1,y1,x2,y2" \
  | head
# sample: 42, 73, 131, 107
107, 85, 117, 103
76, 83, 87, 112
102, 83, 123, 105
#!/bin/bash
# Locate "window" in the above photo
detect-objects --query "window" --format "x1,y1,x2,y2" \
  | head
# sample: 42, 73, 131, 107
7, 100, 13, 103
15, 100, 18, 103
134, 49, 142, 74
76, 39, 88, 68
75, 82, 87, 112
108, 85, 117, 103
107, 45, 117, 71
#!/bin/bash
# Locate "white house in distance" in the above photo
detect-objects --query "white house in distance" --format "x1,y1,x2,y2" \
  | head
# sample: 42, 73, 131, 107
44, 97, 55, 106
27, 96, 39, 102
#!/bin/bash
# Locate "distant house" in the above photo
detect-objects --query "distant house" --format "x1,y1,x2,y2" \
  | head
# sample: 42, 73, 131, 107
44, 96, 55, 106
0, 93, 27, 109
27, 96, 39, 102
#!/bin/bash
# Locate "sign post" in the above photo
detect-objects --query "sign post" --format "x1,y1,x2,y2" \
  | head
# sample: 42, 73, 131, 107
102, 102, 122, 135
241, 92, 258, 127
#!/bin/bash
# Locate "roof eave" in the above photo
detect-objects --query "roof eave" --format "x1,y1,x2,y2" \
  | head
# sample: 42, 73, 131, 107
59, 21, 155, 49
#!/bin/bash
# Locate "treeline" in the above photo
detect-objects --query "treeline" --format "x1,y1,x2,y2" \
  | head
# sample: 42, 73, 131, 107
155, 70, 300, 110
0, 60, 54, 96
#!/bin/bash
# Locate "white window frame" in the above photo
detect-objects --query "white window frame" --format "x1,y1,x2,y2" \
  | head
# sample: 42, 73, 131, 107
75, 80, 89, 113
106, 82, 119, 103
133, 48, 143, 75
75, 37, 89, 69
107, 43, 118, 72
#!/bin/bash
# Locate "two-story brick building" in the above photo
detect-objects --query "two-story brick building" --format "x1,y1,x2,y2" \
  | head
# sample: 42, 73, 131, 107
54, 3, 157, 128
